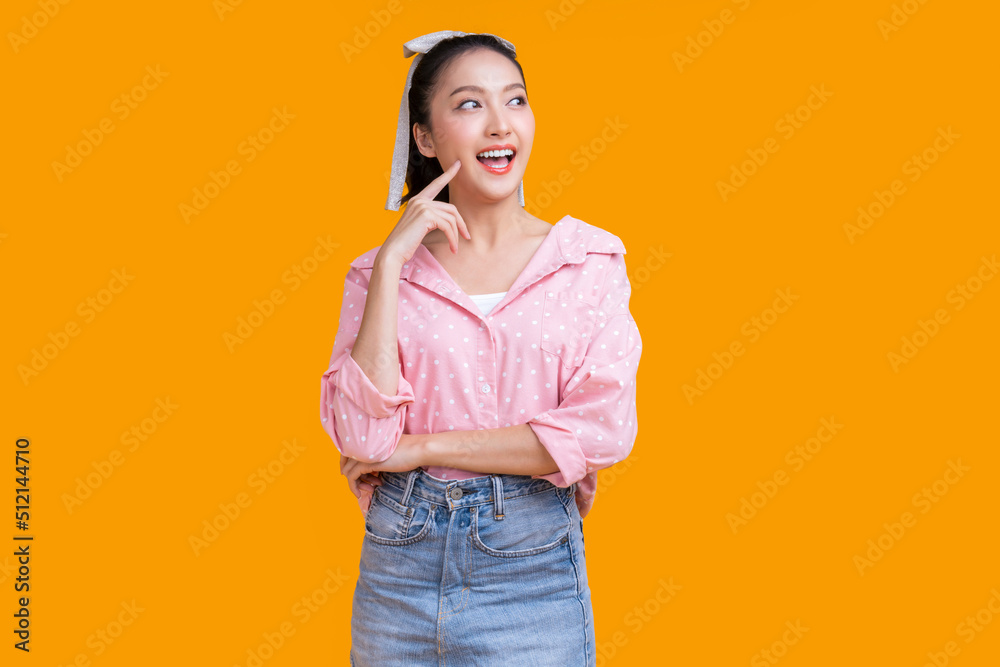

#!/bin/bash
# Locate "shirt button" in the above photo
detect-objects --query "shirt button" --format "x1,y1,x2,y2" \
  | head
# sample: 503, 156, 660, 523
449, 487, 464, 500
481, 384, 491, 394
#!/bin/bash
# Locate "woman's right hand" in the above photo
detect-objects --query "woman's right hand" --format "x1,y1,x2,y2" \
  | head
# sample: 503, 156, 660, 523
376, 159, 471, 267
341, 453, 383, 515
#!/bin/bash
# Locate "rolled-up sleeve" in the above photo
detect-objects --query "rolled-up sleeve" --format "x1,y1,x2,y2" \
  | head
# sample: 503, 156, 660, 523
527, 253, 641, 488
320, 266, 414, 462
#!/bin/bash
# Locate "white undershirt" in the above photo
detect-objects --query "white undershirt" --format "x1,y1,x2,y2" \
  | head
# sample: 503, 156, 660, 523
468, 291, 507, 316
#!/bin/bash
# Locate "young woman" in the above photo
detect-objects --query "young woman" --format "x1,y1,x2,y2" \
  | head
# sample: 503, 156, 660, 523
320, 30, 642, 665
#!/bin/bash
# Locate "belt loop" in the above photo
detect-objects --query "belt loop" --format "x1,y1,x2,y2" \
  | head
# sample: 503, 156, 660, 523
400, 469, 418, 508
492, 475, 505, 520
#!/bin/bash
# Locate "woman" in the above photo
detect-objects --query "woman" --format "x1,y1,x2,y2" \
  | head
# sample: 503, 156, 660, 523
320, 30, 641, 665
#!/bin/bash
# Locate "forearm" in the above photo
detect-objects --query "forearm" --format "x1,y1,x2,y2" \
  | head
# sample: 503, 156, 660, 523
419, 424, 560, 477
349, 254, 403, 396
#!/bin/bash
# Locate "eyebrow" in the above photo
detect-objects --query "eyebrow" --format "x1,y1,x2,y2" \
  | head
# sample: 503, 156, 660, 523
449, 83, 526, 97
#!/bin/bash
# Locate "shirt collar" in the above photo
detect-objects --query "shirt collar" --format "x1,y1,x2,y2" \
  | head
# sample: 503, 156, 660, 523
350, 215, 626, 315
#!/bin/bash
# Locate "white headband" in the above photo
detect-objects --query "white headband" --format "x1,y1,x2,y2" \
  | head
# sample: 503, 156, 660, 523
385, 30, 525, 211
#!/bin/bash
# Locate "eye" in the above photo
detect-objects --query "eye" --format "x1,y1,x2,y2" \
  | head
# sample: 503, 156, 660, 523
457, 96, 527, 110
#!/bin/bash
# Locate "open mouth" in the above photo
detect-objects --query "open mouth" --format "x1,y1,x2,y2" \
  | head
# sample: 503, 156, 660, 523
475, 147, 516, 173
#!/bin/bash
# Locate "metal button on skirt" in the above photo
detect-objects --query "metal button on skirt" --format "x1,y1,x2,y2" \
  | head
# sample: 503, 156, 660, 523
349, 467, 595, 666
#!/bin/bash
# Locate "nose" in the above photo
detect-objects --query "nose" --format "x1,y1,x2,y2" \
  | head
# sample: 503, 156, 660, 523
486, 104, 512, 137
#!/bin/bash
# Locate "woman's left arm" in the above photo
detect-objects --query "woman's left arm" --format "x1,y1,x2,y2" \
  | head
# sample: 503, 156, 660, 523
523, 252, 641, 488
417, 253, 642, 481
416, 424, 559, 475
340, 424, 559, 485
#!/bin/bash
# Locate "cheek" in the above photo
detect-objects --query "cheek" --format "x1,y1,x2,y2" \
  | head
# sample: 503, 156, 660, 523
517, 134, 533, 163
516, 117, 535, 150
519, 109, 535, 132
433, 117, 474, 148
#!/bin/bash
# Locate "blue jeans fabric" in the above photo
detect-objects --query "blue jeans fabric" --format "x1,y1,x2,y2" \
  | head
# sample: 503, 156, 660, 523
349, 467, 595, 666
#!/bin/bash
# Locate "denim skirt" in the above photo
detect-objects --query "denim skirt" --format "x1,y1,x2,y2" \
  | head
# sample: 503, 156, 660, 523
349, 467, 595, 666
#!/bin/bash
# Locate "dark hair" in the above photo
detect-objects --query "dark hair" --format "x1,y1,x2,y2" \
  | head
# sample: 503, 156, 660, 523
398, 34, 527, 209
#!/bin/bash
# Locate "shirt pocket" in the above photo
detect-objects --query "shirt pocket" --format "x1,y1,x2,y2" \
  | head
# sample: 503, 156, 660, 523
540, 290, 599, 368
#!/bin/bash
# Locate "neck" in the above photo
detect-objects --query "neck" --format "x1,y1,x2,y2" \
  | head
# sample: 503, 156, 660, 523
447, 188, 529, 250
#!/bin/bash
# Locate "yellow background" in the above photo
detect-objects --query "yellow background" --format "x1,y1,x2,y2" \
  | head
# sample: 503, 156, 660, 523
3, 0, 998, 664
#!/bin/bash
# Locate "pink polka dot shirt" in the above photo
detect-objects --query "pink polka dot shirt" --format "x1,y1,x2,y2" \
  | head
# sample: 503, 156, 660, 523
320, 215, 642, 519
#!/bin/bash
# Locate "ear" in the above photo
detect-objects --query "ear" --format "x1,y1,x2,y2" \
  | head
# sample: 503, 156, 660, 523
413, 122, 436, 159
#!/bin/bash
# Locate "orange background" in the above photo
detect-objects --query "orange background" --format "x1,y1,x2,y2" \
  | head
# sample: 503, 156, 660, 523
4, 0, 999, 664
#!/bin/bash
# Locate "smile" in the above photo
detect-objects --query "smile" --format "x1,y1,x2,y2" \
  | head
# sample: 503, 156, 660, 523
475, 146, 516, 174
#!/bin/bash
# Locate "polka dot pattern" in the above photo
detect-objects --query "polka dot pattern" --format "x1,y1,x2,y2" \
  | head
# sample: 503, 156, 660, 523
319, 215, 642, 519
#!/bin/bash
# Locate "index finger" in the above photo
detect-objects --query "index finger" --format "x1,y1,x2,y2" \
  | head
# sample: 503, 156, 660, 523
411, 159, 461, 202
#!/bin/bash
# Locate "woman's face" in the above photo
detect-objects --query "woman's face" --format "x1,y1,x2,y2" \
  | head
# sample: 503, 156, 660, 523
415, 48, 534, 205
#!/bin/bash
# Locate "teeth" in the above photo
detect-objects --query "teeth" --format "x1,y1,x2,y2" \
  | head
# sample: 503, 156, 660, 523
476, 148, 514, 158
